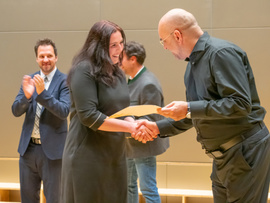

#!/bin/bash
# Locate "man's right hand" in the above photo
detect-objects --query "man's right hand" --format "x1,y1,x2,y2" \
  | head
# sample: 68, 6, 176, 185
22, 75, 35, 99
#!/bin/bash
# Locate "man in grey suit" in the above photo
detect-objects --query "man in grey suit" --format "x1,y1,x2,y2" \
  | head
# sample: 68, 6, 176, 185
12, 38, 70, 203
121, 41, 169, 203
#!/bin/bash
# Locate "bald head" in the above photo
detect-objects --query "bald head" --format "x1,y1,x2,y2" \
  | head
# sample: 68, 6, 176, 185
159, 8, 199, 32
158, 8, 203, 60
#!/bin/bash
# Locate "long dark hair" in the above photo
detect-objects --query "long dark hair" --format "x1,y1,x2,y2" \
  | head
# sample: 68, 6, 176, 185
67, 20, 126, 86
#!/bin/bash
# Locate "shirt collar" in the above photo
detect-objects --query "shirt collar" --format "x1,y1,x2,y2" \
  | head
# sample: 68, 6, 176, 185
129, 65, 145, 80
188, 32, 210, 63
128, 66, 146, 85
192, 32, 209, 52
40, 67, 57, 82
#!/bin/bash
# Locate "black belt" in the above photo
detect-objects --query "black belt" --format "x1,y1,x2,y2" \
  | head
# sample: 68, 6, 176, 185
206, 122, 265, 158
31, 137, 41, 145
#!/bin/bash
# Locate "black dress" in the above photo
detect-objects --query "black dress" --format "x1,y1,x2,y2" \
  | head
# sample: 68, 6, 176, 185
61, 61, 130, 203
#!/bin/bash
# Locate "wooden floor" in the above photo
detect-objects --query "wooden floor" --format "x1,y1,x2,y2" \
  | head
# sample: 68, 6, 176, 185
0, 158, 269, 203
1, 185, 270, 203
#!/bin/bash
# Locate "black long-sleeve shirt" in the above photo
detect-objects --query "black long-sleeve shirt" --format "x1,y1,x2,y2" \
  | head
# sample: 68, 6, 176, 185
157, 32, 266, 151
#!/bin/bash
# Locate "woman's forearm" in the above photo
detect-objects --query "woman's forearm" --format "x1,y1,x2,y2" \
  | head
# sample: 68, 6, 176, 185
98, 118, 136, 133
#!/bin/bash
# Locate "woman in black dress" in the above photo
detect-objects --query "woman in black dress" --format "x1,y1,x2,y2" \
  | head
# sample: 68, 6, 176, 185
61, 20, 140, 203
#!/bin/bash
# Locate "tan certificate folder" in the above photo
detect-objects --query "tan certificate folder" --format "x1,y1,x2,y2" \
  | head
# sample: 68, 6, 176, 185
108, 105, 161, 119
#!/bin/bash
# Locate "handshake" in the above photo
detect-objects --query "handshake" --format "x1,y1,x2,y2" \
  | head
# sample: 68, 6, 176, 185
125, 117, 159, 144
124, 101, 189, 143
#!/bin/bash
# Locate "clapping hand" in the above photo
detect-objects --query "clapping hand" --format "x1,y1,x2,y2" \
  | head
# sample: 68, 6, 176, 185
22, 75, 35, 99
33, 74, 45, 95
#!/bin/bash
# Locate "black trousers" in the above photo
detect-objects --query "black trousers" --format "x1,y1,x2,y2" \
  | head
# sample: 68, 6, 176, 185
211, 126, 270, 203
19, 142, 62, 203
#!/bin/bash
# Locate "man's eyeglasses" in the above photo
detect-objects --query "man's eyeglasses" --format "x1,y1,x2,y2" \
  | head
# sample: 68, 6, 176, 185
160, 31, 174, 46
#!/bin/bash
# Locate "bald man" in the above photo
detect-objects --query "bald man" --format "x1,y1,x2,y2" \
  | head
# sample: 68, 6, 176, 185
135, 8, 270, 203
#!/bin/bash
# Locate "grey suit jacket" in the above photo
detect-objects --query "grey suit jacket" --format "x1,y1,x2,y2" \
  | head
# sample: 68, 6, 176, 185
126, 67, 169, 158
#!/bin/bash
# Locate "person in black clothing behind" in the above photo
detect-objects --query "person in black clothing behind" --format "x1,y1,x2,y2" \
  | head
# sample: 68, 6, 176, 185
135, 8, 270, 203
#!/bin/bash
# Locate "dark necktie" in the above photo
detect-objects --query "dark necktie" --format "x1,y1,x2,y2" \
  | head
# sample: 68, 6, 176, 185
44, 76, 49, 83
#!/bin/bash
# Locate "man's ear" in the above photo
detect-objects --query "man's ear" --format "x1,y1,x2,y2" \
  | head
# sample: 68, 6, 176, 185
174, 30, 182, 42
130, 55, 137, 62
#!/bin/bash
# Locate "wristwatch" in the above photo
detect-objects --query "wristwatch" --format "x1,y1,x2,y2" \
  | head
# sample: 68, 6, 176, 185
186, 102, 191, 119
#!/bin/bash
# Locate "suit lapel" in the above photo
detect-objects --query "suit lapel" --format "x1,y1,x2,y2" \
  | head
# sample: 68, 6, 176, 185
47, 69, 60, 96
